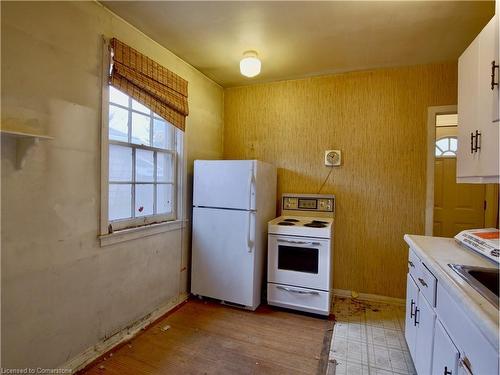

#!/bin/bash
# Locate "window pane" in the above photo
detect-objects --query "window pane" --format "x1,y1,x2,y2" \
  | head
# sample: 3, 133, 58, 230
132, 99, 151, 114
135, 149, 154, 182
442, 151, 455, 156
131, 112, 151, 146
157, 184, 172, 214
109, 105, 129, 142
449, 138, 458, 151
153, 118, 172, 149
109, 145, 132, 182
135, 184, 154, 217
436, 138, 448, 150
109, 87, 129, 106
157, 153, 173, 182
435, 147, 442, 157
109, 184, 132, 221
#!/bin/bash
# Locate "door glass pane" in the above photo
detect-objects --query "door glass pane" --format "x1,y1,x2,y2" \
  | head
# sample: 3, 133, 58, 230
153, 118, 171, 149
157, 153, 173, 182
436, 138, 448, 150
109, 87, 129, 107
449, 138, 458, 151
135, 184, 154, 217
132, 99, 150, 114
109, 105, 129, 142
131, 112, 151, 146
109, 145, 132, 182
157, 184, 172, 214
135, 149, 154, 182
109, 184, 131, 220
278, 246, 319, 274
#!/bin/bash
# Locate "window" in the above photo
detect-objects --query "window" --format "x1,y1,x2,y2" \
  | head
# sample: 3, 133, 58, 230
435, 136, 458, 157
104, 86, 180, 232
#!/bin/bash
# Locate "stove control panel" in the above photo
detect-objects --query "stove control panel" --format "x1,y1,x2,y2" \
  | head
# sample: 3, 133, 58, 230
282, 194, 335, 213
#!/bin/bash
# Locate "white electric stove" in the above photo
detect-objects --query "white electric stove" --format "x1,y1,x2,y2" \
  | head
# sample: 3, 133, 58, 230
267, 193, 335, 316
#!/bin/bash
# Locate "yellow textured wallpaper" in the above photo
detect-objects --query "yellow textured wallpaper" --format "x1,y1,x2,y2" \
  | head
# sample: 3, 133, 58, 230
224, 63, 457, 298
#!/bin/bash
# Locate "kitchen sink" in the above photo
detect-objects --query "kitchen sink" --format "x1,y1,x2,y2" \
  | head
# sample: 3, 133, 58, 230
448, 264, 499, 308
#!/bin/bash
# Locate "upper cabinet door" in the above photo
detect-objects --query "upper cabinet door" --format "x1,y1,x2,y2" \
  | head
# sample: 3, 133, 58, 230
193, 160, 256, 210
457, 34, 481, 179
477, 16, 500, 177
457, 15, 500, 183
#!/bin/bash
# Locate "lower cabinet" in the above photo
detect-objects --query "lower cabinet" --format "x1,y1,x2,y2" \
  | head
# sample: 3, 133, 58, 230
405, 274, 436, 375
405, 246, 499, 375
432, 320, 459, 375
414, 291, 436, 375
405, 274, 418, 359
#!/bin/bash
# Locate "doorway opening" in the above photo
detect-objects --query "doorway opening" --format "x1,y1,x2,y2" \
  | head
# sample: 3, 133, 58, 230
425, 106, 499, 237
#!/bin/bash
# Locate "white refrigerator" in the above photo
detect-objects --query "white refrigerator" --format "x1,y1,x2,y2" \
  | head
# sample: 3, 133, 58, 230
191, 160, 277, 310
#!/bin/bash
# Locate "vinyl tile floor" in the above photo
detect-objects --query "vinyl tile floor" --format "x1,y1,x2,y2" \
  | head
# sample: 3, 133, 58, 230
327, 297, 417, 375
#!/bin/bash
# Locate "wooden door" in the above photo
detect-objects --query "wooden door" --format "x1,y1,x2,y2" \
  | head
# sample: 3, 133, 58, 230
434, 158, 485, 237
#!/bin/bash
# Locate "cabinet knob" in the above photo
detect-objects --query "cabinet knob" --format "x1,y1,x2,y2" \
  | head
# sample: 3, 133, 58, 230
408, 260, 415, 268
444, 366, 452, 375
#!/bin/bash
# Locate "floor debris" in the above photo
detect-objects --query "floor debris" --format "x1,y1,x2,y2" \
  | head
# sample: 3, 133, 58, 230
161, 325, 171, 332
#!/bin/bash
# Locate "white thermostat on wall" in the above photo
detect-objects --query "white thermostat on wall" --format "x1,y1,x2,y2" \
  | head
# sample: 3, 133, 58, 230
324, 150, 342, 166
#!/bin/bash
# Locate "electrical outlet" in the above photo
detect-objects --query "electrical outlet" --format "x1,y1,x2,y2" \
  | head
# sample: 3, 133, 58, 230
325, 150, 342, 166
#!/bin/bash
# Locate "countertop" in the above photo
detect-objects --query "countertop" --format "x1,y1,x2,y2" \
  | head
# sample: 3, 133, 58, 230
404, 234, 499, 351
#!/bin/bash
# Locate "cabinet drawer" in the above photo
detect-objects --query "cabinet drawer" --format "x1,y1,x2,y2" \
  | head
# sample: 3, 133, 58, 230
408, 248, 421, 281
267, 282, 330, 315
417, 262, 437, 307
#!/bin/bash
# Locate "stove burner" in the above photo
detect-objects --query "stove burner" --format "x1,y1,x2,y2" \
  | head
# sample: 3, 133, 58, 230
283, 218, 300, 222
311, 220, 328, 224
278, 221, 296, 226
304, 223, 327, 228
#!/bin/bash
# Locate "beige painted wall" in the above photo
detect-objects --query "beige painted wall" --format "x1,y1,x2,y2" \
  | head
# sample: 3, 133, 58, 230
1, 1, 223, 369
224, 63, 457, 298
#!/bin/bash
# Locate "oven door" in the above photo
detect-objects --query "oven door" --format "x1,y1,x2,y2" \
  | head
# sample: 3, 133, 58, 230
268, 234, 331, 291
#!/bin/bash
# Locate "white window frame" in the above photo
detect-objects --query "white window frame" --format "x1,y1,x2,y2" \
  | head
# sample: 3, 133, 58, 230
99, 39, 185, 244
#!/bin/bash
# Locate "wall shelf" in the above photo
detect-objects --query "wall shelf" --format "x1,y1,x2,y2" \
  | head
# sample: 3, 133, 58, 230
1, 129, 54, 169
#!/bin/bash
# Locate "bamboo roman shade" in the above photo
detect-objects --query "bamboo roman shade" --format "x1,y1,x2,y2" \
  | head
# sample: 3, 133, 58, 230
109, 38, 189, 131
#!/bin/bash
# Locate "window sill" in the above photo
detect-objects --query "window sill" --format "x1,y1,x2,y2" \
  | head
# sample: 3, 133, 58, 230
99, 219, 186, 247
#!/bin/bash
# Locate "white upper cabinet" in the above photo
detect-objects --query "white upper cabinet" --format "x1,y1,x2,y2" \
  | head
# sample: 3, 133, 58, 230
457, 15, 500, 183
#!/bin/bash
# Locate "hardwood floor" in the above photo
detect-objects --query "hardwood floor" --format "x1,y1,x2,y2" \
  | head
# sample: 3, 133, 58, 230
80, 299, 333, 375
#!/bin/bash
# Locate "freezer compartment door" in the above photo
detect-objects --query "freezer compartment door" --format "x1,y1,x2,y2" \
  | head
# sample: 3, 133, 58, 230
191, 207, 257, 308
193, 160, 256, 210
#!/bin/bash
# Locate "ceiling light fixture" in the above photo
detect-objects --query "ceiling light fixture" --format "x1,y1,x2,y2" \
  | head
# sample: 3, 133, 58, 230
240, 50, 261, 78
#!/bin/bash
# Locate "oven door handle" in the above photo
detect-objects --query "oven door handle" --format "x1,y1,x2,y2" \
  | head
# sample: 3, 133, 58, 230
277, 239, 321, 246
276, 285, 320, 295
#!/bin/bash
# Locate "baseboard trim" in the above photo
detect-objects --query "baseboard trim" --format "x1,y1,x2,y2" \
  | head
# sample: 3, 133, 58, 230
65, 293, 189, 373
332, 289, 405, 306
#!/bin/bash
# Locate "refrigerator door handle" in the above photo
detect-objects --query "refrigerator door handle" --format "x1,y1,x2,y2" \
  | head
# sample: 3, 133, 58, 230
247, 211, 255, 253
248, 163, 256, 210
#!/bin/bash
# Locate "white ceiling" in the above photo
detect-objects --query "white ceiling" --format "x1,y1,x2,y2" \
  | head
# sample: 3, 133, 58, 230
102, 1, 495, 87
